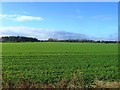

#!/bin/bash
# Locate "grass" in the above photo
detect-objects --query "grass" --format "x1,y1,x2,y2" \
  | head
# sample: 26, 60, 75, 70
2, 42, 119, 88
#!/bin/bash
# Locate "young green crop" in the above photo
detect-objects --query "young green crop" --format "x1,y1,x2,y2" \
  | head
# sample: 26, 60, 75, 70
2, 42, 119, 88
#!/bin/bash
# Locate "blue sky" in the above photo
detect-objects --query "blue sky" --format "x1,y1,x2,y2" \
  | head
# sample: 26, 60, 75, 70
0, 2, 118, 40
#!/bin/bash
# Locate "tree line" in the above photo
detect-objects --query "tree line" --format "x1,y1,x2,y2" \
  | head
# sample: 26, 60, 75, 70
0, 36, 38, 42
0, 36, 119, 43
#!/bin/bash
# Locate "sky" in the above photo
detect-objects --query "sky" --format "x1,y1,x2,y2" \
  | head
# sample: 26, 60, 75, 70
0, 2, 118, 40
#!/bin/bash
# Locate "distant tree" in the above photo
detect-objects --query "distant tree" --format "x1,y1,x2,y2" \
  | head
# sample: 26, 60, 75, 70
1, 36, 38, 42
0, 36, 118, 43
48, 38, 57, 42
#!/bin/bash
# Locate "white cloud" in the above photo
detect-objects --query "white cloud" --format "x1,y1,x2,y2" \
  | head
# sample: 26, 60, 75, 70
0, 26, 118, 41
0, 14, 7, 18
0, 26, 88, 40
13, 15, 44, 22
0, 14, 44, 22
0, 14, 18, 19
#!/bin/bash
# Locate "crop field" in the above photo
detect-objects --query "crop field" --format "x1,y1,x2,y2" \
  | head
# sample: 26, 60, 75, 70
2, 42, 119, 88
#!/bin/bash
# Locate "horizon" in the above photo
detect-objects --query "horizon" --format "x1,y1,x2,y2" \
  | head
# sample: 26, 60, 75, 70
0, 2, 118, 41
0, 36, 119, 42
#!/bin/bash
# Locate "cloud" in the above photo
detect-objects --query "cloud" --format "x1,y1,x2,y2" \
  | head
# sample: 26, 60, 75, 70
0, 14, 18, 19
0, 14, 8, 18
0, 14, 44, 22
14, 15, 44, 22
0, 26, 89, 40
0, 26, 118, 41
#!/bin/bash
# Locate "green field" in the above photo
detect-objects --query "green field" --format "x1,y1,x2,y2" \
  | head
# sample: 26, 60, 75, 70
2, 42, 119, 88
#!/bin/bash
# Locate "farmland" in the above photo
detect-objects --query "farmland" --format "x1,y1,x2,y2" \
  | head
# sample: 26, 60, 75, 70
2, 42, 119, 88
